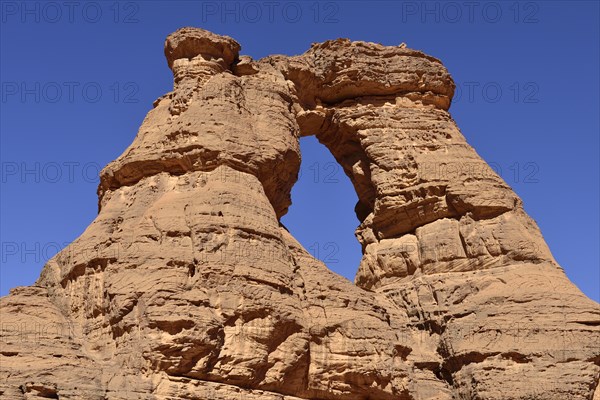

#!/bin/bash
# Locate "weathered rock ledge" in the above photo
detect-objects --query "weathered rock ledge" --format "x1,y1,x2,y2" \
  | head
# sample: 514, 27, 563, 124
2, 28, 598, 400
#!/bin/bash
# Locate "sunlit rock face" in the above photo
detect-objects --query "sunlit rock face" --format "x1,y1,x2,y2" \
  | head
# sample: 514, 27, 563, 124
1, 27, 598, 400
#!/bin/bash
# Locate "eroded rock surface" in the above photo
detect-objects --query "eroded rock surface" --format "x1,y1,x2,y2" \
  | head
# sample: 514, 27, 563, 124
2, 27, 598, 400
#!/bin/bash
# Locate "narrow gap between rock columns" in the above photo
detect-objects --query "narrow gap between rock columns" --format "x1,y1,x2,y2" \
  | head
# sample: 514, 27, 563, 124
281, 136, 363, 283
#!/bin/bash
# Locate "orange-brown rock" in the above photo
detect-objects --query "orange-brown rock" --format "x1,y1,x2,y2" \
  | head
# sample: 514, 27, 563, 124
1, 27, 598, 400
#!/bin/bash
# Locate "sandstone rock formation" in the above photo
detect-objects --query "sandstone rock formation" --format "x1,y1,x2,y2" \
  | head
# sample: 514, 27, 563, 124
1, 27, 598, 400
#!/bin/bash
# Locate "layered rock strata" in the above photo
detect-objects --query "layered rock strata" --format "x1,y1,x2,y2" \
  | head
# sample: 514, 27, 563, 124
1, 28, 598, 400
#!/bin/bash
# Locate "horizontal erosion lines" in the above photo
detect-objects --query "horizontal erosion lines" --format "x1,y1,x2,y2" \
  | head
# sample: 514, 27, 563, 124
317, 89, 451, 110
98, 159, 260, 202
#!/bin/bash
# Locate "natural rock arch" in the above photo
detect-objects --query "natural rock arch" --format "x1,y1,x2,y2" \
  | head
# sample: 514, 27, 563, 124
262, 35, 553, 291
1, 27, 598, 400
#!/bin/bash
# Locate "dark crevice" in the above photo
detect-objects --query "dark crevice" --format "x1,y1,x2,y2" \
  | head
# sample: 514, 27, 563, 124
573, 320, 600, 326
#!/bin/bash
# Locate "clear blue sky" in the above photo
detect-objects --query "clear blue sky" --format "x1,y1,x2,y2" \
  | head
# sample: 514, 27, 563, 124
1, 1, 598, 302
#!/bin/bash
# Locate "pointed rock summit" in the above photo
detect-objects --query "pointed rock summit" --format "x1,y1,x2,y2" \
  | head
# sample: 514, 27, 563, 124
1, 27, 598, 400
